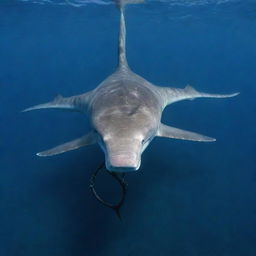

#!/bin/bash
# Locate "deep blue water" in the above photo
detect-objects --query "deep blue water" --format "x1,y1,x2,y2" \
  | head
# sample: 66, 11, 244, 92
0, 0, 256, 255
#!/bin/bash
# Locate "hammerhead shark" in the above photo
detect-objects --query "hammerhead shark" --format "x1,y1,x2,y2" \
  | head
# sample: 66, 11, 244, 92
23, 0, 238, 173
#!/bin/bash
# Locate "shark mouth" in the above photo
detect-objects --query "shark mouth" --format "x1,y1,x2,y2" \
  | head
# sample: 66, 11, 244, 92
106, 153, 141, 172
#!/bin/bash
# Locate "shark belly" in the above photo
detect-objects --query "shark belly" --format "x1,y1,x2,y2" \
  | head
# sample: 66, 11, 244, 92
90, 77, 162, 171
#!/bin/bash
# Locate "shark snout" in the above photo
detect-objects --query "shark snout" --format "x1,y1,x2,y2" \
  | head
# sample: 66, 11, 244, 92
106, 153, 141, 172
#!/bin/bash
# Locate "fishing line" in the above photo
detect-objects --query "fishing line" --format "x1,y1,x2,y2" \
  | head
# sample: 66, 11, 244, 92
89, 162, 128, 220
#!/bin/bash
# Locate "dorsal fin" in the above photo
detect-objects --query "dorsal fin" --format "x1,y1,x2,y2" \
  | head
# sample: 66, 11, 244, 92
115, 0, 144, 70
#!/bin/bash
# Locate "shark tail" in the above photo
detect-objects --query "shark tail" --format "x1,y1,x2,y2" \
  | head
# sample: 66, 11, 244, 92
115, 0, 144, 70
115, 0, 144, 8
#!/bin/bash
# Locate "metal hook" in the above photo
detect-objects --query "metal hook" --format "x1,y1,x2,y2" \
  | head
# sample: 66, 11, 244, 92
89, 162, 128, 220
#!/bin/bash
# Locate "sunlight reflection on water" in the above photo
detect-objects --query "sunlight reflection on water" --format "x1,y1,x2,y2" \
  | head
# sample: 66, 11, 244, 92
18, 0, 240, 7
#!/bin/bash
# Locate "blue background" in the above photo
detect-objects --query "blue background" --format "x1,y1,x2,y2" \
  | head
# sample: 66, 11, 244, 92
0, 0, 255, 255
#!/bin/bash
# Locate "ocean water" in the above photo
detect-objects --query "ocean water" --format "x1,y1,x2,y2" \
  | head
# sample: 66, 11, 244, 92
0, 0, 255, 255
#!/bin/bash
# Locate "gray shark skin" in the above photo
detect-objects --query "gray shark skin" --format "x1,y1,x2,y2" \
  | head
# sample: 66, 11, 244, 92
23, 0, 239, 172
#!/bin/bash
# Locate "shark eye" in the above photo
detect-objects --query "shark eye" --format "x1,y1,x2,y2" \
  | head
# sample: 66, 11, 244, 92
142, 139, 145, 144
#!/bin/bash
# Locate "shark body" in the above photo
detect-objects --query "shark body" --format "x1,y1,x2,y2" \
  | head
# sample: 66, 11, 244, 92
24, 0, 238, 172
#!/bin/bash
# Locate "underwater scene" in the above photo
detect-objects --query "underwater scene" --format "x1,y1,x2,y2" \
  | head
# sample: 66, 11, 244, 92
0, 0, 255, 255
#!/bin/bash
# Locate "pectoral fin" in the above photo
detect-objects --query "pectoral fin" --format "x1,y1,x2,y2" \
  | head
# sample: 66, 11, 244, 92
37, 131, 97, 157
157, 85, 239, 107
22, 91, 93, 113
157, 123, 216, 142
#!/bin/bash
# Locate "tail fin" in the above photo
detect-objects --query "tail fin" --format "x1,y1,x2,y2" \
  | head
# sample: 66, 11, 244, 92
115, 0, 144, 9
115, 0, 144, 70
